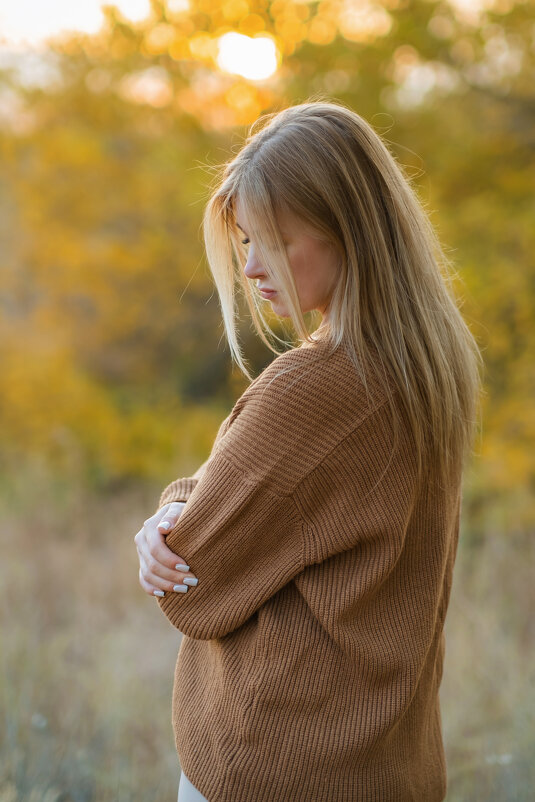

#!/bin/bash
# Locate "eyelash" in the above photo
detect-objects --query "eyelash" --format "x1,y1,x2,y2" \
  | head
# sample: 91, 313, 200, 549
240, 236, 288, 247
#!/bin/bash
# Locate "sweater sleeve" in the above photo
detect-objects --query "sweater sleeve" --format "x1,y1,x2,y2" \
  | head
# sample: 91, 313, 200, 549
153, 356, 331, 641
154, 347, 410, 641
155, 450, 307, 640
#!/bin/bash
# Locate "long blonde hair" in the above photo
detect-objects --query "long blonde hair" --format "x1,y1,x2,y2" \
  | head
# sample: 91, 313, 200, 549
201, 98, 483, 491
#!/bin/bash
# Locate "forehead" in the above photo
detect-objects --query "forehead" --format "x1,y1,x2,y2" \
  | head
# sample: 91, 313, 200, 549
233, 195, 264, 232
233, 195, 304, 236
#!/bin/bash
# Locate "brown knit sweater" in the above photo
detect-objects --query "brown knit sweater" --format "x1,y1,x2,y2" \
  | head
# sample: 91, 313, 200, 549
154, 337, 462, 802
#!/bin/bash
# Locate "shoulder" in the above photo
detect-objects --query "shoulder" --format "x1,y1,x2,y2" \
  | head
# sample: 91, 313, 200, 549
251, 338, 390, 420
216, 339, 394, 495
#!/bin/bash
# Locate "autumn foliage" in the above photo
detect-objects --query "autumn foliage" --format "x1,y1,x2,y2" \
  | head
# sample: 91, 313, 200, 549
0, 0, 533, 533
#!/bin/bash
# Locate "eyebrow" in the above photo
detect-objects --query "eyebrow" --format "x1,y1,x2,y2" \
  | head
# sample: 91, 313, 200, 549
236, 220, 288, 238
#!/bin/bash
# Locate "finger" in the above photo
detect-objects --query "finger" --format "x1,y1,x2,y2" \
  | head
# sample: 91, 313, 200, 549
138, 568, 173, 598
146, 520, 192, 576
157, 501, 187, 532
139, 564, 190, 596
140, 550, 197, 587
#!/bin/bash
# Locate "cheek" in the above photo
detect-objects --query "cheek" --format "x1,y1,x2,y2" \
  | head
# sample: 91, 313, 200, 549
288, 250, 309, 290
318, 245, 340, 289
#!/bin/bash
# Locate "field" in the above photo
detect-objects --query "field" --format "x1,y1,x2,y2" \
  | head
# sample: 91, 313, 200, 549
1, 466, 533, 801
1, 0, 533, 798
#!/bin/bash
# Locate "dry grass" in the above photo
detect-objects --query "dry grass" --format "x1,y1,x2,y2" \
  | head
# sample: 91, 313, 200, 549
0, 467, 182, 802
1, 464, 533, 801
441, 527, 535, 800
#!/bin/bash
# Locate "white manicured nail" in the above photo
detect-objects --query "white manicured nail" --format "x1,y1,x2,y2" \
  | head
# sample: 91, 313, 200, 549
175, 563, 189, 571
173, 584, 188, 593
159, 520, 171, 531
183, 577, 198, 587
153, 590, 165, 597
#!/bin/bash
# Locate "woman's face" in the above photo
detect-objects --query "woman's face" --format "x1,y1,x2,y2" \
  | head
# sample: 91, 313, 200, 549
234, 196, 340, 322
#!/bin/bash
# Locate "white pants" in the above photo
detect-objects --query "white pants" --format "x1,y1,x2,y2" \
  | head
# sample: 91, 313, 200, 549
177, 770, 209, 802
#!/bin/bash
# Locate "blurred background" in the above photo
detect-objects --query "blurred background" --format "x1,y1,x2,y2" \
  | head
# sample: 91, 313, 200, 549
0, 0, 533, 799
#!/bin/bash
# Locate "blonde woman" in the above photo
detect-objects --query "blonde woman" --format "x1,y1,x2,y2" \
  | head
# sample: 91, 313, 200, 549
134, 99, 482, 802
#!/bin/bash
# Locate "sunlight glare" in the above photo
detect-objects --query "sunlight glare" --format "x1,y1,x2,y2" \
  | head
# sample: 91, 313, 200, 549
0, 0, 151, 46
217, 33, 278, 81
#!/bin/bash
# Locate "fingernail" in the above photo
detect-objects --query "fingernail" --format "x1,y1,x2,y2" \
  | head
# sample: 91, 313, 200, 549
173, 584, 188, 593
175, 563, 189, 571
153, 590, 165, 597
183, 577, 198, 587
159, 520, 171, 531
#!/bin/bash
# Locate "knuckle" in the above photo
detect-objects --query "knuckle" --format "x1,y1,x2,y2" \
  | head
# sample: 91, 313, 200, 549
147, 558, 158, 573
154, 549, 167, 565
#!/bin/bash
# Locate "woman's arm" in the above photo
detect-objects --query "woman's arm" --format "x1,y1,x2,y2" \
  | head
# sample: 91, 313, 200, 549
150, 385, 414, 644
141, 346, 415, 642
153, 450, 308, 640
136, 458, 211, 597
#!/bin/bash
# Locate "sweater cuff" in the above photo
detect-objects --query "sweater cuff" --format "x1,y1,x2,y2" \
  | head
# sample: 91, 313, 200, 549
156, 477, 199, 512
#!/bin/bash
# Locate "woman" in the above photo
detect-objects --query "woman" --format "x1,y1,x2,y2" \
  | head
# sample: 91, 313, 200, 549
134, 99, 482, 802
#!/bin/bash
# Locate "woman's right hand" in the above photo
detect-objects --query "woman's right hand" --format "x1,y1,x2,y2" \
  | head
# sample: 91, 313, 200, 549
134, 502, 199, 599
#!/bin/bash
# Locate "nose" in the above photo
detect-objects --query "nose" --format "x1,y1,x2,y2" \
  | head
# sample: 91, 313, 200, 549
243, 247, 266, 283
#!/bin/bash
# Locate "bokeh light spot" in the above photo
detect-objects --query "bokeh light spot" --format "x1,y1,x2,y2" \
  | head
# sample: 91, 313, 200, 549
217, 32, 278, 80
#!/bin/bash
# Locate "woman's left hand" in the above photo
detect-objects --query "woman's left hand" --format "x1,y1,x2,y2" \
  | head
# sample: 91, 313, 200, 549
134, 502, 199, 598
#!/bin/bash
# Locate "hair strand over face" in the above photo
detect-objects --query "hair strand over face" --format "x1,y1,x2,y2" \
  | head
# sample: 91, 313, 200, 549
201, 97, 484, 493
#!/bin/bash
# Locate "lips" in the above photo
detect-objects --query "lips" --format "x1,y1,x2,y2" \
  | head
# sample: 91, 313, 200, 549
259, 288, 277, 298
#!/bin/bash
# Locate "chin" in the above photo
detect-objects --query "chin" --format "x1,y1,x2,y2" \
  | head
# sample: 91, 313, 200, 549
274, 306, 291, 319
268, 299, 288, 317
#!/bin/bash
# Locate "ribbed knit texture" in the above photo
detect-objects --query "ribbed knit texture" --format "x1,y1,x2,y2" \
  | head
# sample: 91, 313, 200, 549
155, 338, 462, 802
